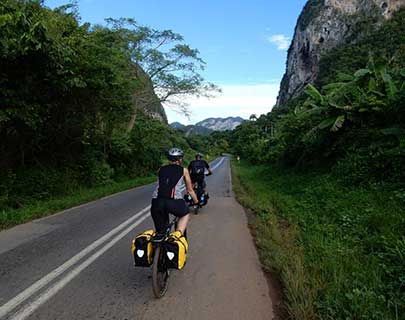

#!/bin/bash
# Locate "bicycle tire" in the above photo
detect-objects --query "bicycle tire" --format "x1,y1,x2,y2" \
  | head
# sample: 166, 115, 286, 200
152, 246, 169, 298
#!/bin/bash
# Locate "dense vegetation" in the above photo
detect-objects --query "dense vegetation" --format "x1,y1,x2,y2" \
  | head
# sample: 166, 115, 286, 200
231, 9, 405, 183
229, 9, 405, 320
233, 162, 404, 320
0, 0, 217, 228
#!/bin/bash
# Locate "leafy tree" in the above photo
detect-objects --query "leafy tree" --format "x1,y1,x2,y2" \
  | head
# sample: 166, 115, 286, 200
104, 18, 220, 129
0, 0, 218, 209
249, 114, 257, 121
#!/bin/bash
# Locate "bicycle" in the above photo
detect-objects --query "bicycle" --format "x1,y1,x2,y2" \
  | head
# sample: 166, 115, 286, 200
150, 217, 187, 298
193, 176, 211, 214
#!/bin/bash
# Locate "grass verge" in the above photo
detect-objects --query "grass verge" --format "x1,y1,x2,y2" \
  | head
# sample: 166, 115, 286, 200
0, 175, 155, 230
231, 160, 405, 320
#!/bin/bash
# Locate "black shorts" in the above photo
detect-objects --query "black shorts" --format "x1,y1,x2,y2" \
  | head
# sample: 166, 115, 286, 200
191, 175, 206, 189
151, 198, 190, 233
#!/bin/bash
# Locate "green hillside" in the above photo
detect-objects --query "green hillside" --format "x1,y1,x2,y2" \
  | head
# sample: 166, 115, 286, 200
227, 8, 405, 320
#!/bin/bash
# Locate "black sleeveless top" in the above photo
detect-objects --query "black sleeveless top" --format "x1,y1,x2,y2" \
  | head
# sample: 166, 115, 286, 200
152, 164, 185, 199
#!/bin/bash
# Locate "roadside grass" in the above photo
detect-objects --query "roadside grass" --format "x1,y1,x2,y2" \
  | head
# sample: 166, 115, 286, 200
232, 161, 405, 320
0, 176, 155, 230
0, 155, 220, 231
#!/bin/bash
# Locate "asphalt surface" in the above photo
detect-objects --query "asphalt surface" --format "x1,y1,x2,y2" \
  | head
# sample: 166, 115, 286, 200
0, 157, 274, 320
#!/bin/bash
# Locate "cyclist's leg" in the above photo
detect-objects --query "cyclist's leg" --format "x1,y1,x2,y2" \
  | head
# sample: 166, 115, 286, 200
167, 199, 190, 235
198, 177, 208, 195
151, 199, 169, 233
176, 215, 190, 234
190, 179, 198, 209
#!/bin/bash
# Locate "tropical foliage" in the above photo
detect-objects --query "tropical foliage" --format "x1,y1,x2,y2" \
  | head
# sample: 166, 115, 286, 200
229, 9, 405, 320
233, 162, 405, 320
0, 0, 216, 219
230, 10, 405, 185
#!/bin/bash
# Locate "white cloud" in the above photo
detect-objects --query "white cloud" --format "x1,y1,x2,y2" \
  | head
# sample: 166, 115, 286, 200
267, 34, 290, 50
165, 82, 280, 124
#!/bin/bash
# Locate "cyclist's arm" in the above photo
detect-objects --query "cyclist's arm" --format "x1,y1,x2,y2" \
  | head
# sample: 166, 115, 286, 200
184, 168, 198, 204
187, 160, 194, 172
204, 161, 212, 175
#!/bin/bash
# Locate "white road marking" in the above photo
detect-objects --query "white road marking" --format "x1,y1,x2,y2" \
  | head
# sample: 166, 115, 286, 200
0, 206, 150, 319
1, 156, 227, 319
211, 157, 225, 171
9, 213, 150, 320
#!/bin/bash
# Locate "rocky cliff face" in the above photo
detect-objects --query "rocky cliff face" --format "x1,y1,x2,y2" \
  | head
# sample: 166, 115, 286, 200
132, 64, 167, 123
276, 0, 405, 106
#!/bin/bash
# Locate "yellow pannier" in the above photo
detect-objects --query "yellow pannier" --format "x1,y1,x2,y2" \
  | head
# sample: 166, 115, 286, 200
163, 231, 188, 270
132, 229, 155, 267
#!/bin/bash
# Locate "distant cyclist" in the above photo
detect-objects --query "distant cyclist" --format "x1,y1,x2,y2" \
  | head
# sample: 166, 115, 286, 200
151, 148, 198, 235
188, 153, 212, 196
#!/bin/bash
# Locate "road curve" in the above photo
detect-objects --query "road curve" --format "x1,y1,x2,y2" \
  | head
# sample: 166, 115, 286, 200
0, 157, 273, 320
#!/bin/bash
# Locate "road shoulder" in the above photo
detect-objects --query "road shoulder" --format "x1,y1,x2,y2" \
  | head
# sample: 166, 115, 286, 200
139, 196, 274, 320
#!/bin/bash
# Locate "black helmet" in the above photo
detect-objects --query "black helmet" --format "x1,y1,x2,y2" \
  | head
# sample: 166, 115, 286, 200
195, 152, 203, 160
167, 147, 184, 161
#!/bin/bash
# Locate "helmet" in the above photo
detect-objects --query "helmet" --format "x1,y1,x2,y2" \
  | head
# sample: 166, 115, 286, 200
167, 147, 184, 161
195, 152, 203, 160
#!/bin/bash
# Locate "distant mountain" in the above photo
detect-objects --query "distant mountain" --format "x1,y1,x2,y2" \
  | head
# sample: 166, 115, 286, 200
170, 116, 244, 136
170, 122, 186, 130
184, 125, 213, 136
196, 117, 244, 131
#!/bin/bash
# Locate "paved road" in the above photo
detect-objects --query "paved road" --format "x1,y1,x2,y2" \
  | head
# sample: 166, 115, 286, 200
0, 157, 273, 320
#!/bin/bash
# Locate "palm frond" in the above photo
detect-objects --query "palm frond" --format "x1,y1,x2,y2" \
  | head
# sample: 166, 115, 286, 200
323, 82, 346, 93
305, 83, 324, 104
381, 70, 397, 98
336, 72, 354, 82
331, 115, 345, 132
354, 68, 371, 79
318, 117, 336, 130
381, 127, 404, 138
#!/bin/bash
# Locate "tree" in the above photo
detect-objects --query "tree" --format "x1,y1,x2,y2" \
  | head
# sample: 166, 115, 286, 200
249, 114, 257, 121
104, 18, 220, 130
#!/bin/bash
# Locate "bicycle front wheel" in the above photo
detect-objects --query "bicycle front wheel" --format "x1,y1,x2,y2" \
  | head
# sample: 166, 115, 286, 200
152, 246, 169, 298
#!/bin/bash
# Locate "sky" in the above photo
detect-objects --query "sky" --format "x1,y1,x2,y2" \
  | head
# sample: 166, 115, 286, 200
45, 0, 308, 124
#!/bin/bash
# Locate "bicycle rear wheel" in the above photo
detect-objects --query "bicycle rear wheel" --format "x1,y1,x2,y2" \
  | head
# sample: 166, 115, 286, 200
152, 246, 169, 298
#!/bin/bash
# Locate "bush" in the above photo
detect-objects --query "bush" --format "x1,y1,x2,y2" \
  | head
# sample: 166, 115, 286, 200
334, 147, 405, 185
86, 161, 115, 186
0, 166, 82, 210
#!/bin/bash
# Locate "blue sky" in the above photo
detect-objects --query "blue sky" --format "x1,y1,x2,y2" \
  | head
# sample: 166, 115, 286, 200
45, 0, 307, 123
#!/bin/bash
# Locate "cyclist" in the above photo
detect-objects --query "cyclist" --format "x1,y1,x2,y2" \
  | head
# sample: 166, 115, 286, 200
151, 148, 198, 235
188, 153, 212, 196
